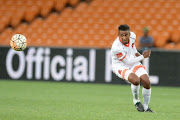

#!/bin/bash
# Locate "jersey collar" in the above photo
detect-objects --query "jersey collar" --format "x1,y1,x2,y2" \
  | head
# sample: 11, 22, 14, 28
119, 37, 130, 47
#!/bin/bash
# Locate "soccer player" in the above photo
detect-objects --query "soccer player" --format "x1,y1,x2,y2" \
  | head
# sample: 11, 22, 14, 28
111, 24, 154, 112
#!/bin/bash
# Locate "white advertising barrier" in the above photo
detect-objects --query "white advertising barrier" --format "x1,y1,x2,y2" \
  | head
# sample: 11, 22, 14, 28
0, 47, 179, 86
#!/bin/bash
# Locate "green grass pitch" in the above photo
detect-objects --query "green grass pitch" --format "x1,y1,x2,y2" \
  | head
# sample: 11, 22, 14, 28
0, 80, 180, 120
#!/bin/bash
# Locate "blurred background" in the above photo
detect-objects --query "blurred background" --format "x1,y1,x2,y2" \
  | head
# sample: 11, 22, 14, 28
0, 0, 180, 49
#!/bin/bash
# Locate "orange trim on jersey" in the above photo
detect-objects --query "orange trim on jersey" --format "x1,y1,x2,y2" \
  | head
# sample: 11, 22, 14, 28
119, 55, 126, 61
133, 65, 146, 73
119, 37, 130, 47
122, 69, 128, 79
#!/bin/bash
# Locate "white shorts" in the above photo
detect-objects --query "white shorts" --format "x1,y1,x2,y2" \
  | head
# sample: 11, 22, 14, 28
112, 63, 148, 83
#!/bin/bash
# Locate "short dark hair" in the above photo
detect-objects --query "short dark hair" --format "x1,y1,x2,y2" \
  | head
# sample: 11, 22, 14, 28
118, 24, 130, 31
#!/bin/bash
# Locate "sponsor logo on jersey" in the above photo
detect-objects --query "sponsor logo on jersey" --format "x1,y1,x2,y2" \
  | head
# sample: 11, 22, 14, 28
116, 53, 123, 58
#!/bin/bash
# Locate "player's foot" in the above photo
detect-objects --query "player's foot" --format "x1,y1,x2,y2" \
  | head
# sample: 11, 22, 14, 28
144, 108, 155, 113
135, 102, 144, 112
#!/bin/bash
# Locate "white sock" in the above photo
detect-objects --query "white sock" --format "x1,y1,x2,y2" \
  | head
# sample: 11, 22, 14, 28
131, 84, 140, 104
142, 87, 151, 111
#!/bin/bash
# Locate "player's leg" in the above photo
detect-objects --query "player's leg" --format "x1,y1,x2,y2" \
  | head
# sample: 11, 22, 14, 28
140, 74, 150, 89
140, 74, 154, 112
128, 73, 144, 112
128, 73, 140, 85
112, 66, 144, 112
135, 67, 154, 112
128, 73, 140, 104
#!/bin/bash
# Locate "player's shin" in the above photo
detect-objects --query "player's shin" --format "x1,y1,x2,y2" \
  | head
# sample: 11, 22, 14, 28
142, 87, 151, 111
131, 84, 140, 104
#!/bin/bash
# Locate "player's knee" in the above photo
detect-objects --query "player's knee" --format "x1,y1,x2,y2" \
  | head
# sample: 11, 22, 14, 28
146, 79, 151, 85
128, 73, 140, 85
140, 74, 151, 89
133, 79, 140, 85
144, 80, 151, 89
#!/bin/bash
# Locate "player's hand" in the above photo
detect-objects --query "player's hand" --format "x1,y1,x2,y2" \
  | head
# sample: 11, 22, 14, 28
142, 49, 151, 58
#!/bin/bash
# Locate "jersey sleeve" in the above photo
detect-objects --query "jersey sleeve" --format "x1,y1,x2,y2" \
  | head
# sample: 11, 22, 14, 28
113, 47, 144, 65
122, 55, 144, 65
130, 32, 136, 40
131, 32, 139, 54
133, 44, 138, 54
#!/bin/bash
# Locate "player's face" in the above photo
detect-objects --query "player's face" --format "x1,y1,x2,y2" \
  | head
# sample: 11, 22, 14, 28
118, 30, 130, 44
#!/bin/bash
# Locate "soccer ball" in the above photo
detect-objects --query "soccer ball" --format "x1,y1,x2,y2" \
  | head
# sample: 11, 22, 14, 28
10, 34, 27, 51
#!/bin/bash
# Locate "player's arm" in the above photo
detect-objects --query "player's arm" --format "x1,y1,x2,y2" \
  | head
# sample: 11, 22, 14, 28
122, 54, 144, 65
123, 50, 151, 65
114, 48, 143, 65
115, 50, 151, 65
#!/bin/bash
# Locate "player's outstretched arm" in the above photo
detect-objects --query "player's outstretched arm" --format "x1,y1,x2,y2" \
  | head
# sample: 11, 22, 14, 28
122, 55, 144, 65
122, 50, 151, 65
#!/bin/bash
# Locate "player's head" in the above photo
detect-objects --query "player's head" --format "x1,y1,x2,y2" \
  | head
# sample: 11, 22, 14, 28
118, 24, 130, 44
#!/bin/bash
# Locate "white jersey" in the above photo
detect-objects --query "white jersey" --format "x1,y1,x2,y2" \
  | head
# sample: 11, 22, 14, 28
111, 32, 147, 81
111, 32, 143, 68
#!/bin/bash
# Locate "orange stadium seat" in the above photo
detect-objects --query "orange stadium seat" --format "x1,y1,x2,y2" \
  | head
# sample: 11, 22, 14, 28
0, 0, 180, 49
164, 43, 176, 50
10, 10, 25, 27
75, 2, 88, 12
55, 0, 68, 12
24, 6, 39, 22
14, 23, 28, 34
0, 28, 13, 46
171, 32, 180, 43
40, 0, 55, 17
175, 43, 180, 49
0, 15, 11, 32
69, 0, 80, 6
